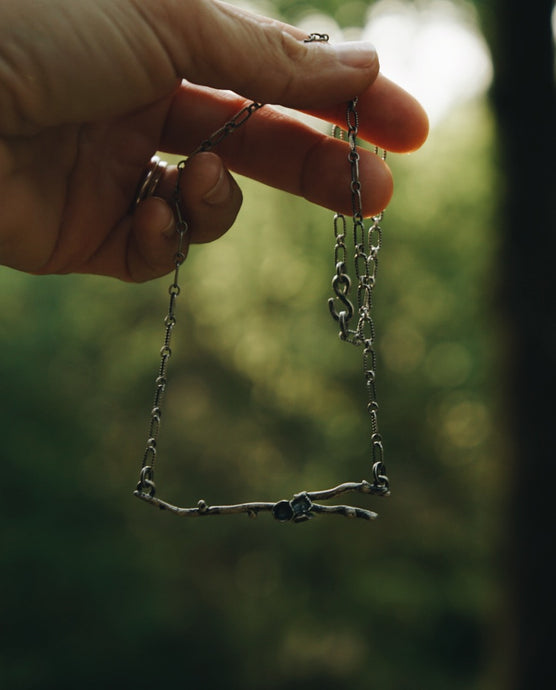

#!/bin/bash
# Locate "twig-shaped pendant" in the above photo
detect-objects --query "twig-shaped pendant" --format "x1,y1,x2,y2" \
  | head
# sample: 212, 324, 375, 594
134, 479, 390, 522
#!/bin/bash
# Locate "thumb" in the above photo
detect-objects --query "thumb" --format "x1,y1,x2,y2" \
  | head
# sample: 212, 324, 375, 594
154, 0, 379, 109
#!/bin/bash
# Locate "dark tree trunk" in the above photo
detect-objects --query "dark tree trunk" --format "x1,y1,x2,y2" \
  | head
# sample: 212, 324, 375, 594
488, 1, 556, 687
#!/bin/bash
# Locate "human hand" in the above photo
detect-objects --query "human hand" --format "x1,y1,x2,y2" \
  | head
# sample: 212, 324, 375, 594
0, 0, 428, 282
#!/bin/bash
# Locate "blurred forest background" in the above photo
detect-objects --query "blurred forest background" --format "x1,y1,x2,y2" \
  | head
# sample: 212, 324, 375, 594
1, 1, 554, 689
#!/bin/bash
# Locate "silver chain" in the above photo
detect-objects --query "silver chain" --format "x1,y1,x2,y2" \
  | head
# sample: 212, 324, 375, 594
134, 34, 390, 522
190, 101, 264, 156
135, 102, 262, 498
328, 99, 389, 490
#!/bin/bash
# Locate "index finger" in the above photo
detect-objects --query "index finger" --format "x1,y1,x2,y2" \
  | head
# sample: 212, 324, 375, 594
163, 0, 381, 110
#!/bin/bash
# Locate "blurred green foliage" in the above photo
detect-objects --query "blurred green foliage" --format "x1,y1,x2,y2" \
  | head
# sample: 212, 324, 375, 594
270, 0, 369, 26
1, 3, 503, 690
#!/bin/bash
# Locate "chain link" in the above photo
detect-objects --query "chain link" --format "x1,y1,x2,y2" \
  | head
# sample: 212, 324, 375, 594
191, 101, 263, 155
329, 98, 389, 492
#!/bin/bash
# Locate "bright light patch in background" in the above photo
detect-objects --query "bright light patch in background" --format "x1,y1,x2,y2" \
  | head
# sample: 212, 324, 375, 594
297, 0, 493, 128
364, 1, 493, 127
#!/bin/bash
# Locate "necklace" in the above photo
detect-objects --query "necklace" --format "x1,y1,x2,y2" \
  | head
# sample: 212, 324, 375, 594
134, 35, 390, 523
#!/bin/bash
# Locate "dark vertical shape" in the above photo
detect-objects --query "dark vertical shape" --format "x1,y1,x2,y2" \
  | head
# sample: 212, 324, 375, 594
488, 1, 556, 687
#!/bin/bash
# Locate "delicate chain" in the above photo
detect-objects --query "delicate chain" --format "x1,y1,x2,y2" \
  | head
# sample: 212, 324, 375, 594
329, 98, 389, 490
136, 101, 263, 498
134, 34, 390, 522
190, 101, 264, 156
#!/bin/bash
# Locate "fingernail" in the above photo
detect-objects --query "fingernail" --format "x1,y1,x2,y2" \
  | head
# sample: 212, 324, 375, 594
203, 165, 232, 206
334, 41, 378, 69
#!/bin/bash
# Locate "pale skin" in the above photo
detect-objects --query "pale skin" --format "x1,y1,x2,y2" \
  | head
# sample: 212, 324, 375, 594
0, 0, 428, 282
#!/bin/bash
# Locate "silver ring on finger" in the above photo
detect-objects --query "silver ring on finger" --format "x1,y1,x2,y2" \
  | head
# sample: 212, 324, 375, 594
135, 155, 168, 206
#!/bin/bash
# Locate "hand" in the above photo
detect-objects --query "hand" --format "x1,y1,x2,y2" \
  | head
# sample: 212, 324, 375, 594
0, 0, 428, 282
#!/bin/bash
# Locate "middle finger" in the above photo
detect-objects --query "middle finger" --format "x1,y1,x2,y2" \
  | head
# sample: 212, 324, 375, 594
160, 83, 393, 217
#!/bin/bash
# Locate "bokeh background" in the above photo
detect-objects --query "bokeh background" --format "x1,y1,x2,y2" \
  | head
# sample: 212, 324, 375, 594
1, 1, 554, 689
